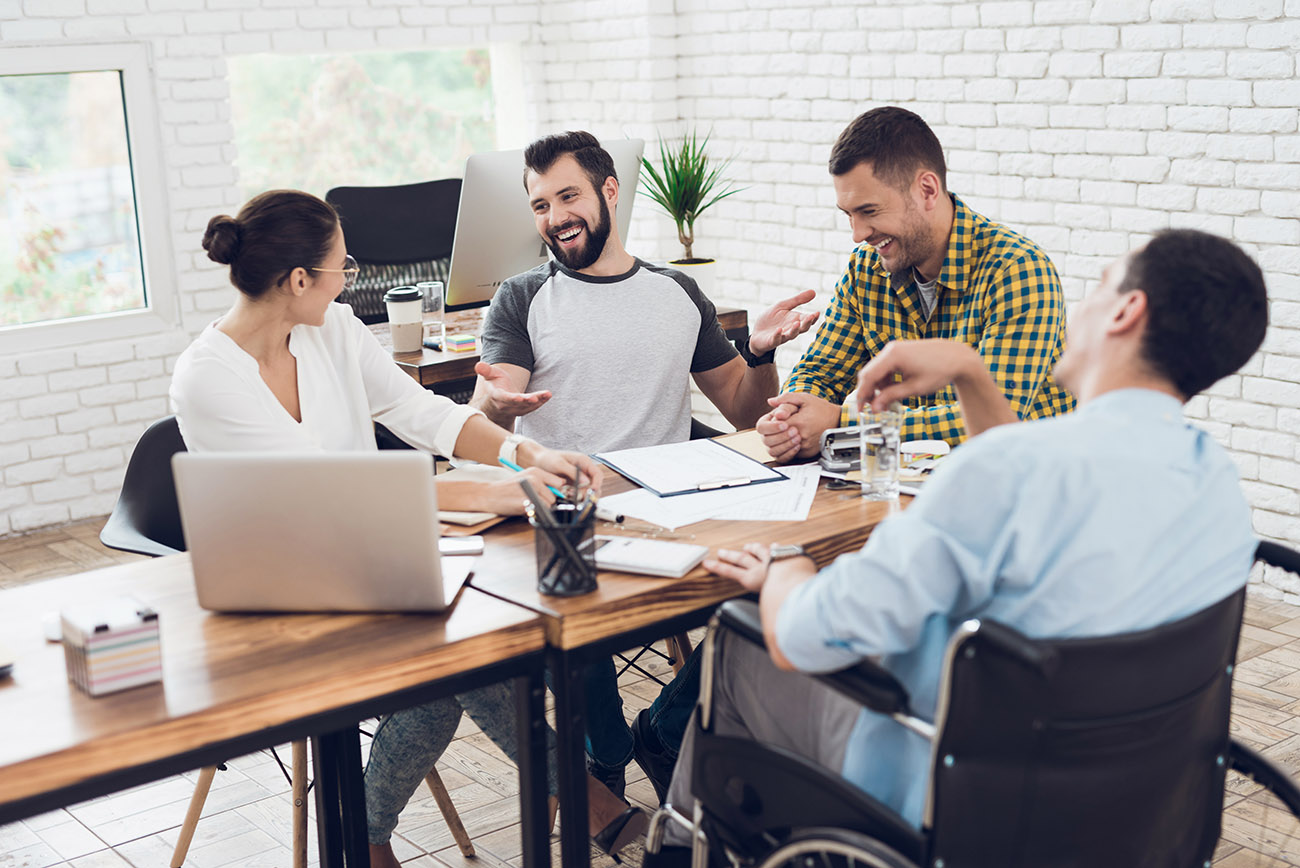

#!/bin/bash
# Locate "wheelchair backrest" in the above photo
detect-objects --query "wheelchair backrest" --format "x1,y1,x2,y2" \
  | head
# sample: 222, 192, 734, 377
925, 588, 1245, 868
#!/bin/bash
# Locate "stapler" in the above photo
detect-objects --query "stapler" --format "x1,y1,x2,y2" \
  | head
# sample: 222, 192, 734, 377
819, 424, 879, 473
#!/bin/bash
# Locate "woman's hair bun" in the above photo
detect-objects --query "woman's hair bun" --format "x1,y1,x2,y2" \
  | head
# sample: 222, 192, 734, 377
202, 214, 243, 265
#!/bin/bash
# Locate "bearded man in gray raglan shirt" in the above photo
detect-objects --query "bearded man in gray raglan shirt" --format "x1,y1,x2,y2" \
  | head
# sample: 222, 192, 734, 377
473, 130, 818, 453
472, 130, 819, 799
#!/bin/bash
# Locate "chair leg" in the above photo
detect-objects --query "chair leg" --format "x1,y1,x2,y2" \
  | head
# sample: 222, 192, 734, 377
170, 765, 217, 867
426, 766, 475, 857
668, 633, 694, 675
292, 740, 309, 868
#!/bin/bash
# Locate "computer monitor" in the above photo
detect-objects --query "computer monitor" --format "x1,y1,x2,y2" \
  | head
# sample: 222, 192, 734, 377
444, 138, 645, 311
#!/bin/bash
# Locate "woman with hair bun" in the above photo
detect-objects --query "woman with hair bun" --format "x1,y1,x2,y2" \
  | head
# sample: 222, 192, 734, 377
170, 190, 646, 865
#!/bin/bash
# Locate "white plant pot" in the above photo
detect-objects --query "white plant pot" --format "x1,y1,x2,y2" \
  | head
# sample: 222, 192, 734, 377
668, 258, 717, 297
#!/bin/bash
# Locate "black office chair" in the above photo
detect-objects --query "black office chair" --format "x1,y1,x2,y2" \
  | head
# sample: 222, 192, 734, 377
648, 542, 1300, 868
100, 415, 187, 557
326, 179, 462, 323
98, 416, 471, 865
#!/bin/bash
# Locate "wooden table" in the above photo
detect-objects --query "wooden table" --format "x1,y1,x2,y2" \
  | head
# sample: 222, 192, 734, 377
369, 306, 752, 394
469, 468, 899, 867
0, 555, 551, 868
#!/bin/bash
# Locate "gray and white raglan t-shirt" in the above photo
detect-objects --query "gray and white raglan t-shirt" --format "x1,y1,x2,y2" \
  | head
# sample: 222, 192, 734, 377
479, 258, 738, 453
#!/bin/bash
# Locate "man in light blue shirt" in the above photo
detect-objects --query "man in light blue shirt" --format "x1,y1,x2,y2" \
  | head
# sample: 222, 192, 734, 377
651, 228, 1268, 863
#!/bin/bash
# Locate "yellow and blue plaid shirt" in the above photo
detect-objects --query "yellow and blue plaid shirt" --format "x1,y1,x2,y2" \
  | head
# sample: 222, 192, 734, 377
785, 195, 1075, 444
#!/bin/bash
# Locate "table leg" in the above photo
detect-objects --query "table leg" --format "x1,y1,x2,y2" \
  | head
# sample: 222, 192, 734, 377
515, 669, 550, 867
313, 727, 368, 867
550, 647, 590, 868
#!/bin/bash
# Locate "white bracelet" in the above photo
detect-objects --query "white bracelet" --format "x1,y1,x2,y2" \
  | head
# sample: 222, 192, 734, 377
499, 433, 528, 466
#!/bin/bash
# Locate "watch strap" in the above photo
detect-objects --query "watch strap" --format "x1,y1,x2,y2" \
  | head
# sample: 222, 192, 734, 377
739, 338, 775, 368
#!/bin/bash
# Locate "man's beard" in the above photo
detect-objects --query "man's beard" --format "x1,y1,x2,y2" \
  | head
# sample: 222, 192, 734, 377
546, 195, 612, 270
881, 200, 938, 279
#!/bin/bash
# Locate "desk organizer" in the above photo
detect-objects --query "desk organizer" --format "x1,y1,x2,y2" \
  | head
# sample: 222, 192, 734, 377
530, 503, 597, 596
62, 596, 162, 696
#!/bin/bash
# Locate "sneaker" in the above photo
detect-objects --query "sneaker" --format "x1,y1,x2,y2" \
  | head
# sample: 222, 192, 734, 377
588, 755, 627, 802
631, 708, 676, 805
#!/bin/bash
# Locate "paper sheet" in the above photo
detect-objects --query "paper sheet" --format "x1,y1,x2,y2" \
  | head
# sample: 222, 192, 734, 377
600, 464, 821, 530
596, 438, 784, 496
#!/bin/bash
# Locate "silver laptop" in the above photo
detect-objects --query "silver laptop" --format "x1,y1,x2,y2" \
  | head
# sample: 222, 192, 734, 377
173, 452, 469, 612
444, 138, 645, 310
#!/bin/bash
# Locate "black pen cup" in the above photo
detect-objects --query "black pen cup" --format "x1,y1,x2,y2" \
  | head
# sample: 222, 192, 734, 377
530, 503, 597, 596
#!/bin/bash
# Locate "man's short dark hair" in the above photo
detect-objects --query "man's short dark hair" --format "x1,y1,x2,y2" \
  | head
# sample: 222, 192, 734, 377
523, 131, 617, 193
1121, 228, 1268, 399
828, 106, 947, 191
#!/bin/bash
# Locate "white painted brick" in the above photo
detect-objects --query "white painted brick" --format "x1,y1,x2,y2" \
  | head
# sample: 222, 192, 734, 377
1120, 23, 1182, 48
5, 457, 63, 486
1182, 21, 1247, 45
1227, 50, 1294, 79
29, 433, 88, 461
18, 394, 78, 419
1150, 0, 1214, 19
1231, 451, 1259, 480
1255, 80, 1300, 108
1237, 163, 1300, 190
65, 447, 125, 475
1168, 106, 1229, 133
1242, 480, 1299, 513
1208, 398, 1277, 427
1187, 79, 1252, 107
56, 407, 115, 435
1244, 377, 1300, 406
1236, 217, 1300, 246
1067, 78, 1126, 104
1246, 21, 1300, 49
1262, 193, 1300, 220
1196, 187, 1260, 215
1061, 24, 1118, 49
1101, 50, 1162, 77
1126, 78, 1186, 104
9, 506, 71, 534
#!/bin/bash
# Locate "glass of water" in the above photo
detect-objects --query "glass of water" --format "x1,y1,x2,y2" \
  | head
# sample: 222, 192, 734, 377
858, 407, 902, 500
416, 280, 445, 348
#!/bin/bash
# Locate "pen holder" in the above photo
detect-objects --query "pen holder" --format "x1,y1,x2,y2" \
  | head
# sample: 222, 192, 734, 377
530, 504, 597, 596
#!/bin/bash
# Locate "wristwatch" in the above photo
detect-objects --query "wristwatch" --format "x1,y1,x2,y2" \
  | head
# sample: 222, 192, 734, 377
739, 338, 776, 368
499, 433, 527, 466
769, 543, 810, 561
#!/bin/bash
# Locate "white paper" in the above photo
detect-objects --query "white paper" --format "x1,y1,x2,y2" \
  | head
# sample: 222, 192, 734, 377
600, 464, 821, 530
596, 439, 784, 495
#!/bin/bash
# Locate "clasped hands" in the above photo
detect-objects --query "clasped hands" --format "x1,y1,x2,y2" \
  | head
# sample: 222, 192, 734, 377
757, 338, 979, 461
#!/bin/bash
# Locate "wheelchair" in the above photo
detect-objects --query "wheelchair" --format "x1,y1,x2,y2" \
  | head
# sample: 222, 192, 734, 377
647, 540, 1300, 868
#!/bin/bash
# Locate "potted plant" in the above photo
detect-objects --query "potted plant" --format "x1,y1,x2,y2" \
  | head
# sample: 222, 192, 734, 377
639, 129, 743, 296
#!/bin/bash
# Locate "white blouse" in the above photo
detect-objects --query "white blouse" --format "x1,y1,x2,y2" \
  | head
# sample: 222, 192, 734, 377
170, 302, 482, 456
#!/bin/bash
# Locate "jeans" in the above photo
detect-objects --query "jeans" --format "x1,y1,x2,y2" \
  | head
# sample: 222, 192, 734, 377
549, 656, 635, 776
363, 682, 558, 845
644, 644, 702, 758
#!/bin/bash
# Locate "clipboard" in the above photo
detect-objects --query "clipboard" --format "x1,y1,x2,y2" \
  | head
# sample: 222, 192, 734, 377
594, 438, 787, 497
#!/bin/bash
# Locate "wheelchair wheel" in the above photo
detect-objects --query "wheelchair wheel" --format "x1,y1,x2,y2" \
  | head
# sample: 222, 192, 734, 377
1223, 741, 1300, 864
756, 827, 919, 868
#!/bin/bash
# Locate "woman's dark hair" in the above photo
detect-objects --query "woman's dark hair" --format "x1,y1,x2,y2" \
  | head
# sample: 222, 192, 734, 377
828, 106, 947, 192
1120, 228, 1268, 399
202, 190, 339, 299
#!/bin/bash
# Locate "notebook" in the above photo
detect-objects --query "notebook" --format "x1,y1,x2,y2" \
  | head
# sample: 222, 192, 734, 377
173, 451, 471, 612
594, 536, 709, 578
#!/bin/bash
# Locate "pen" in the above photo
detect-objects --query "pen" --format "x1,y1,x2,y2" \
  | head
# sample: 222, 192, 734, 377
499, 457, 567, 500
696, 476, 752, 491
595, 506, 624, 524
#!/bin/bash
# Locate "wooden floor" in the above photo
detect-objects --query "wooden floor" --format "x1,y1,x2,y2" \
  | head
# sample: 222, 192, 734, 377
2, 519, 1300, 867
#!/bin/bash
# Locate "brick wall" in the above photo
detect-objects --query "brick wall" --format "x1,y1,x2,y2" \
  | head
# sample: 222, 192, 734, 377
3, 1, 1300, 600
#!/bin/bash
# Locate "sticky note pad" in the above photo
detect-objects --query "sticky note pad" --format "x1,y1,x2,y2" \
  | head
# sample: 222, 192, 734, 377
445, 333, 477, 353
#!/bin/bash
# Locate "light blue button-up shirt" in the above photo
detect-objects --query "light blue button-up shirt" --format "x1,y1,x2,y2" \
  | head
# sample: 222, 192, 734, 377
776, 389, 1255, 828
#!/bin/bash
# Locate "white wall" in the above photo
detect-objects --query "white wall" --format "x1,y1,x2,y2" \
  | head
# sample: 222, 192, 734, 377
2, 0, 1299, 596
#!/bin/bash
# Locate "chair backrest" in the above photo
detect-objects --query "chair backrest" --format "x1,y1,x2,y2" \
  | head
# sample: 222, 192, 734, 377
327, 179, 462, 323
99, 416, 189, 557
926, 588, 1245, 868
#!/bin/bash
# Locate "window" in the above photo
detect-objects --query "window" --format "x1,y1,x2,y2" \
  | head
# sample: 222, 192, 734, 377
0, 44, 175, 351
228, 48, 500, 201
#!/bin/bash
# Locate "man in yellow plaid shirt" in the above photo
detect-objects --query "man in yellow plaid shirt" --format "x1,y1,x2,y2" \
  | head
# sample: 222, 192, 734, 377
758, 107, 1075, 460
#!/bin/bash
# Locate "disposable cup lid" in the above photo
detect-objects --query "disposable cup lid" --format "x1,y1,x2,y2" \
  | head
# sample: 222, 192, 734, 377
383, 286, 421, 303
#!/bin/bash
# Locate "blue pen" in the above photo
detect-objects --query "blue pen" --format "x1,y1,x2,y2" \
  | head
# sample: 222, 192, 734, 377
498, 457, 567, 500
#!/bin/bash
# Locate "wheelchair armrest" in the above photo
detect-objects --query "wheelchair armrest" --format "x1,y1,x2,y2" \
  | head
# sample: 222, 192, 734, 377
716, 600, 914, 717
1256, 539, 1300, 575
969, 618, 1060, 677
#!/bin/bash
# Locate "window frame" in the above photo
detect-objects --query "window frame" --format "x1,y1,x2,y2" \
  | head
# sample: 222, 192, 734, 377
0, 42, 178, 353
